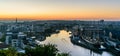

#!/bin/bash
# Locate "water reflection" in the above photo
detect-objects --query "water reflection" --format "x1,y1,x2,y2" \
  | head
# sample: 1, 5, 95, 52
38, 30, 113, 56
102, 52, 113, 56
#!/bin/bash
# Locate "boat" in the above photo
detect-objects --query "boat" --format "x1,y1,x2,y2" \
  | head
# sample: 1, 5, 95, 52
70, 35, 104, 54
81, 35, 101, 48
103, 38, 120, 56
115, 43, 120, 51
70, 25, 106, 53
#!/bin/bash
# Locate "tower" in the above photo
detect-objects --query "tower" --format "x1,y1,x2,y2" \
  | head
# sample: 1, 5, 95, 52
16, 18, 18, 24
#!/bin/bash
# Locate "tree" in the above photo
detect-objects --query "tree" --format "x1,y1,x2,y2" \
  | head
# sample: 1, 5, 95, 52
0, 47, 18, 56
25, 44, 58, 56
0, 44, 69, 56
57, 53, 70, 56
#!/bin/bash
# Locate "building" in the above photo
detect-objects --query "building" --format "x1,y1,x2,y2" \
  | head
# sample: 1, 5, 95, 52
5, 28, 26, 49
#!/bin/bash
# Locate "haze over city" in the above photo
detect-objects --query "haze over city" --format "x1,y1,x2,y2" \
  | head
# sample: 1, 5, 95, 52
0, 0, 120, 21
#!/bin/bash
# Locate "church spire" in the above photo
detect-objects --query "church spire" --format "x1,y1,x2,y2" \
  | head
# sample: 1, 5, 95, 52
16, 18, 17, 23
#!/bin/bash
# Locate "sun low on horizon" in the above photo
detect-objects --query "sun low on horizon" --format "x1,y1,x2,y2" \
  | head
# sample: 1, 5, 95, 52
0, 0, 120, 21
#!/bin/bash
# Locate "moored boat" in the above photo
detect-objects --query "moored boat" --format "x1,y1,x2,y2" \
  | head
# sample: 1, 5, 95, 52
70, 35, 104, 54
103, 38, 120, 56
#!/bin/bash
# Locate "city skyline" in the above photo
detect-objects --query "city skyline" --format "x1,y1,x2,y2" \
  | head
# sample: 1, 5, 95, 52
0, 0, 120, 21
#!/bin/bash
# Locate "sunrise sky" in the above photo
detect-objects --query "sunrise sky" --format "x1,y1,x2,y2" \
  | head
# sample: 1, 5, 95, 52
0, 0, 120, 21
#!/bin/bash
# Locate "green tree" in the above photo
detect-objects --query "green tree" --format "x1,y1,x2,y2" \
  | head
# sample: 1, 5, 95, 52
25, 44, 58, 56
57, 53, 70, 56
0, 44, 69, 56
0, 47, 29, 56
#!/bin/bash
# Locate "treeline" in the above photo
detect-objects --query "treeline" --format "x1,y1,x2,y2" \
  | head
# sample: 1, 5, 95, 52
0, 44, 70, 56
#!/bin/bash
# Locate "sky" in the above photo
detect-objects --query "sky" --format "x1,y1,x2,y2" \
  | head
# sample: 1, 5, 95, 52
0, 0, 120, 21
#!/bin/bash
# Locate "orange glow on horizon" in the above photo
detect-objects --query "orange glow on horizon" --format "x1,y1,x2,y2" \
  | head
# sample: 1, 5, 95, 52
0, 11, 120, 21
0, 0, 120, 21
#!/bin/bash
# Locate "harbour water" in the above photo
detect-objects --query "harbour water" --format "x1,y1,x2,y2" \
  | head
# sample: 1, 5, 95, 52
39, 30, 113, 56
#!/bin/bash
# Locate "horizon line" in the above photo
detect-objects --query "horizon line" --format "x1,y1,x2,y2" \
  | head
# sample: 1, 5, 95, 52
0, 19, 120, 22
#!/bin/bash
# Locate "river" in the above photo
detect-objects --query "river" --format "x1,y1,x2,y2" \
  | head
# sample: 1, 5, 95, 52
38, 30, 113, 56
